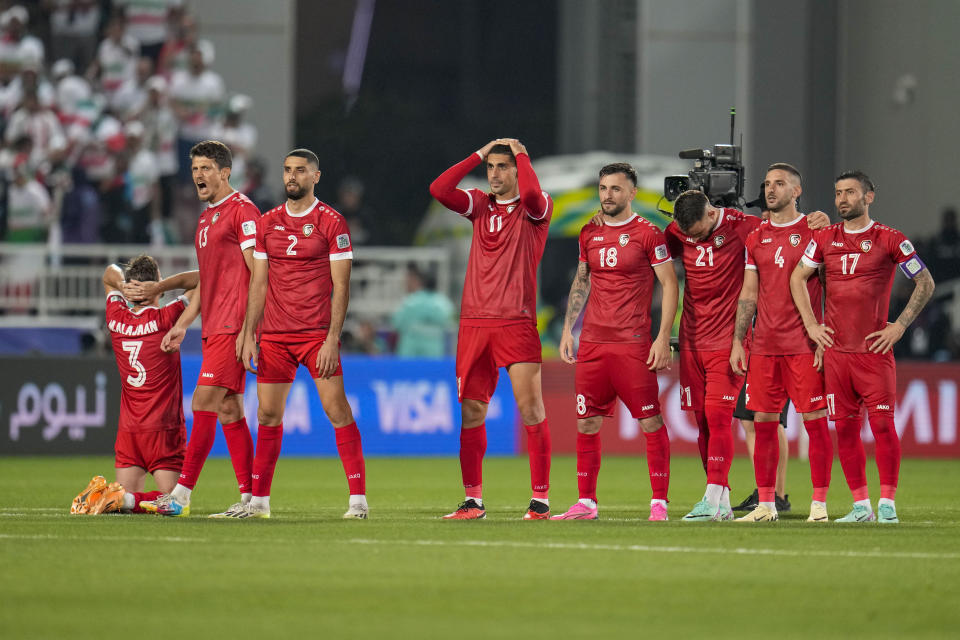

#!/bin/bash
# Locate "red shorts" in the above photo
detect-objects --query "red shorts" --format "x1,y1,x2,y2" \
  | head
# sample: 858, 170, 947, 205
575, 341, 660, 419
824, 350, 896, 419
456, 321, 541, 403
745, 353, 826, 414
679, 349, 745, 411
199, 333, 246, 394
257, 332, 342, 383
115, 428, 186, 473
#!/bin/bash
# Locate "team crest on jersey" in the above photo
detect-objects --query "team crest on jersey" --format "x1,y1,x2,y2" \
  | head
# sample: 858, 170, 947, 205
714, 235, 725, 247
619, 233, 629, 246
860, 239, 872, 252
790, 233, 801, 247
211, 212, 220, 224
507, 205, 516, 214
302, 224, 314, 237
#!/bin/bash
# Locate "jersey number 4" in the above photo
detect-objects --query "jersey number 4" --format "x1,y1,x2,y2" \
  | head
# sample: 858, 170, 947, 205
121, 340, 146, 387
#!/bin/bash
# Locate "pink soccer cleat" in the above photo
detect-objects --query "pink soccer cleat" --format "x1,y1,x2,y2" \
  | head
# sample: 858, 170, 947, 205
648, 502, 669, 521
549, 501, 598, 520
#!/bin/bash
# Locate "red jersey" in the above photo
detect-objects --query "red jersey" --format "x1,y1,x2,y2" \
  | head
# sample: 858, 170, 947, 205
254, 199, 353, 335
802, 220, 918, 353
429, 152, 552, 324
745, 215, 822, 355
578, 214, 671, 343
194, 190, 261, 338
106, 292, 187, 433
666, 209, 760, 351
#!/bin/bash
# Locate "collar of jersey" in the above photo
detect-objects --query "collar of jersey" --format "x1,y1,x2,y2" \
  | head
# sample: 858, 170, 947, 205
603, 213, 638, 227
207, 190, 237, 208
842, 219, 875, 234
108, 292, 160, 314
769, 214, 804, 228
495, 195, 520, 205
285, 198, 319, 218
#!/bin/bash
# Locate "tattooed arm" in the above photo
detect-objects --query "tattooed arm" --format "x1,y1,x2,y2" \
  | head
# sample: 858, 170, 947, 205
559, 261, 591, 364
866, 269, 935, 354
729, 269, 758, 376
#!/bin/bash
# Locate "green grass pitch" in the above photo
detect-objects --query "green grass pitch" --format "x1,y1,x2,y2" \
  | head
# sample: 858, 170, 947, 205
2, 455, 959, 639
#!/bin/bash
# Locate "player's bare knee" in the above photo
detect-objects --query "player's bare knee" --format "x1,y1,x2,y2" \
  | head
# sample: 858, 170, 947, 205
323, 404, 354, 428
802, 409, 827, 421
638, 415, 664, 433
218, 396, 244, 423
257, 406, 284, 427
517, 402, 545, 426
577, 417, 602, 434
192, 385, 226, 413
461, 399, 488, 428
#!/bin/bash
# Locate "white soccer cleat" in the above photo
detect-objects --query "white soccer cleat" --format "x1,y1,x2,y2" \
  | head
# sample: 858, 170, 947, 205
807, 502, 829, 522
343, 502, 369, 519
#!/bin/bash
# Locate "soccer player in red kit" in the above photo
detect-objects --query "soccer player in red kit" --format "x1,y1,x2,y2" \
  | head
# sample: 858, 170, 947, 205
729, 164, 833, 523
429, 138, 553, 520
71, 257, 198, 515
667, 189, 827, 521
791, 171, 934, 523
235, 148, 367, 519
553, 163, 678, 521
134, 141, 261, 517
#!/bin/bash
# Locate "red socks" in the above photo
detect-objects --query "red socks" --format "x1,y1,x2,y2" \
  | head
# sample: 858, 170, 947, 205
869, 413, 900, 496
252, 424, 284, 497
222, 418, 254, 494
643, 427, 670, 500
178, 410, 217, 489
335, 422, 366, 495
704, 405, 734, 486
525, 420, 551, 499
836, 416, 867, 496
130, 491, 162, 514
694, 410, 709, 472
576, 432, 601, 502
753, 420, 779, 503
460, 424, 486, 499
804, 415, 832, 498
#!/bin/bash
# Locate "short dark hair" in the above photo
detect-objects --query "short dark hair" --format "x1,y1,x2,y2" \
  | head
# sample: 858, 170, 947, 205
836, 170, 875, 194
123, 254, 160, 282
766, 162, 802, 185
286, 148, 320, 168
487, 144, 515, 163
190, 140, 232, 169
673, 190, 709, 231
599, 162, 637, 186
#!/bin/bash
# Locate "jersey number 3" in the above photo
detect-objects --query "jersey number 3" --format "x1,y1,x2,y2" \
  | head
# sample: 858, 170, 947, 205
121, 340, 146, 388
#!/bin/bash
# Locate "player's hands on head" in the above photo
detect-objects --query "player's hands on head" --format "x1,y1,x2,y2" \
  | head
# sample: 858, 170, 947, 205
506, 139, 527, 157
729, 342, 748, 376
477, 140, 500, 159
806, 211, 830, 230
240, 334, 258, 374
865, 322, 905, 354
161, 326, 186, 353
559, 332, 577, 364
122, 279, 158, 302
647, 337, 672, 371
316, 339, 340, 379
805, 322, 835, 349
813, 345, 825, 372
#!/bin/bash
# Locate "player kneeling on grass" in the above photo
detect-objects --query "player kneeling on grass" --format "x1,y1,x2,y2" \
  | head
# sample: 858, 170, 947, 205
234, 148, 368, 520
71, 257, 198, 514
552, 163, 678, 521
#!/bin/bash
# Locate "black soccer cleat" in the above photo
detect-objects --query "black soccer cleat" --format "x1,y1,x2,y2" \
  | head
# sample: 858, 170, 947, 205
775, 493, 791, 512
732, 488, 759, 512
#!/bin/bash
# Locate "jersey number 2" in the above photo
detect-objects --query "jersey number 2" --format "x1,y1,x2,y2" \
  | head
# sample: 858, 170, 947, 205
286, 235, 298, 255
121, 340, 146, 388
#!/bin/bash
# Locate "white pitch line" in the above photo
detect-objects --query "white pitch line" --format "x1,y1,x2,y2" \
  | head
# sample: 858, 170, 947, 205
0, 533, 208, 543
345, 537, 960, 561
0, 507, 65, 512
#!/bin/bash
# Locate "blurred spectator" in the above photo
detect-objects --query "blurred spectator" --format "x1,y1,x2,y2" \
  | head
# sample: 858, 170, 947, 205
58, 165, 101, 243
170, 39, 223, 180
112, 55, 153, 118
156, 11, 196, 77
138, 74, 178, 226
46, 0, 101, 72
335, 175, 377, 244
928, 207, 960, 282
390, 263, 454, 357
4, 88, 66, 173
0, 5, 45, 82
210, 93, 256, 189
244, 157, 274, 212
4, 153, 51, 241
1, 55, 55, 118
114, 0, 183, 64
342, 320, 387, 355
123, 120, 159, 244
87, 13, 139, 110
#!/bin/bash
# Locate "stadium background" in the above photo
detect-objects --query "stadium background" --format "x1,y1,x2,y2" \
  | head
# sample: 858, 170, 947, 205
1, 0, 957, 460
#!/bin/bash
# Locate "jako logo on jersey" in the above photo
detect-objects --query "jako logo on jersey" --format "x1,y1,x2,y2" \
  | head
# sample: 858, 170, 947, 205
877, 404, 890, 411
899, 240, 914, 255
619, 233, 629, 246
592, 236, 605, 242
832, 241, 845, 247
811, 396, 823, 402
303, 224, 314, 237
761, 237, 773, 244
274, 225, 286, 231
714, 235, 725, 247
212, 212, 220, 224
201, 373, 214, 378
790, 233, 801, 246
336, 234, 350, 249
861, 239, 872, 252
642, 404, 655, 411
722, 395, 735, 401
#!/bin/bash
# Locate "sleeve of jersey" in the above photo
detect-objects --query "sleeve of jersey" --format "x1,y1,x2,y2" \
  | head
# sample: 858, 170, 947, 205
105, 291, 125, 318
428, 153, 482, 217
801, 231, 824, 268
234, 202, 259, 251
328, 217, 354, 261
889, 229, 926, 278
516, 153, 552, 222
744, 235, 757, 270
646, 228, 672, 266
160, 298, 188, 328
665, 223, 682, 257
253, 217, 267, 260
